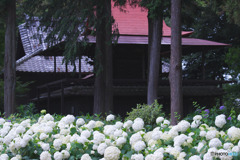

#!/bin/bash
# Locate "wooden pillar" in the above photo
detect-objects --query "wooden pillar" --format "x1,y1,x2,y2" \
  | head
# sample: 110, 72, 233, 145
142, 52, 146, 80
159, 56, 162, 80
54, 56, 56, 73
65, 62, 68, 73
61, 81, 64, 114
79, 56, 82, 79
47, 85, 50, 112
202, 51, 206, 80
36, 88, 39, 108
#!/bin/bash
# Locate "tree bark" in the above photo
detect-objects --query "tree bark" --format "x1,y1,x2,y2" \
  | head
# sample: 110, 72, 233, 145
169, 0, 183, 125
4, 0, 16, 117
93, 1, 106, 114
147, 16, 163, 105
104, 0, 113, 113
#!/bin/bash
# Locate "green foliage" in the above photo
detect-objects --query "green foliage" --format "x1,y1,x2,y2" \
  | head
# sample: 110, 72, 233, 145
223, 84, 240, 110
222, 0, 240, 26
185, 102, 240, 129
225, 47, 240, 80
16, 103, 37, 117
126, 100, 164, 126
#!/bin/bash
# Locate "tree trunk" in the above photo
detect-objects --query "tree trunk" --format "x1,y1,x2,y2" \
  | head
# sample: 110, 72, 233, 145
104, 0, 113, 113
169, 0, 183, 125
147, 16, 163, 105
93, 1, 106, 114
4, 0, 16, 117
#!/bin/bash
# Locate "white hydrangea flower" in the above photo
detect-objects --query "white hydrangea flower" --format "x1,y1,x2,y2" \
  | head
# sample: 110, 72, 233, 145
54, 151, 63, 160
81, 153, 92, 160
106, 114, 115, 121
86, 120, 96, 130
200, 131, 207, 137
132, 118, 144, 132
104, 146, 121, 160
232, 146, 239, 153
77, 136, 88, 144
40, 151, 52, 160
97, 143, 108, 155
16, 125, 26, 134
95, 121, 104, 128
227, 127, 240, 141
177, 120, 190, 132
189, 155, 201, 160
76, 118, 85, 126
223, 143, 234, 150
115, 121, 123, 129
46, 121, 56, 128
165, 146, 180, 158
215, 114, 226, 128
130, 132, 142, 145
123, 120, 133, 128
44, 114, 54, 121
191, 120, 201, 128
81, 130, 91, 138
61, 150, 70, 159
156, 117, 164, 124
237, 114, 240, 121
209, 138, 222, 148
53, 139, 62, 150
145, 154, 154, 160
131, 154, 144, 160
40, 133, 49, 140
62, 115, 75, 125
203, 152, 213, 160
206, 130, 217, 140
0, 118, 5, 125
93, 133, 105, 144
40, 142, 50, 151
178, 152, 186, 159
0, 154, 9, 160
161, 120, 170, 128
174, 134, 188, 146
193, 115, 202, 121
133, 141, 146, 152
116, 137, 126, 146
152, 130, 162, 140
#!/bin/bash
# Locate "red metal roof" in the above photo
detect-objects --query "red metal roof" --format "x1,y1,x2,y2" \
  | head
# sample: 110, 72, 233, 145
88, 35, 230, 46
112, 3, 193, 36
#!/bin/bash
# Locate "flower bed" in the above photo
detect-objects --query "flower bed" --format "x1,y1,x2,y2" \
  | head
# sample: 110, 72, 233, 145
0, 108, 240, 160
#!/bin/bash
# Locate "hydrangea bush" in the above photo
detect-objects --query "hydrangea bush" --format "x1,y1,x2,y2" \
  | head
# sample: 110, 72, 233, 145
0, 106, 240, 160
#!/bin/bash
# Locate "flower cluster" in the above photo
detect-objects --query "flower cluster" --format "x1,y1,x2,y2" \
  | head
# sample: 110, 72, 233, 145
0, 112, 240, 160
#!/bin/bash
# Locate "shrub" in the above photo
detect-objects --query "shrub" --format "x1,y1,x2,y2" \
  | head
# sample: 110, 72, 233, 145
125, 100, 165, 126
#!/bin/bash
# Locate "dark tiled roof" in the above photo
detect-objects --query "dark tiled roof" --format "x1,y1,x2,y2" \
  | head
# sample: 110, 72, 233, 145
17, 22, 93, 73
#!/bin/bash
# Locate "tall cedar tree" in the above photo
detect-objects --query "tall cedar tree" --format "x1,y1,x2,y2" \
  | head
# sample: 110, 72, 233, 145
147, 15, 163, 105
4, 0, 16, 117
94, 0, 113, 114
169, 0, 183, 124
138, 0, 168, 105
